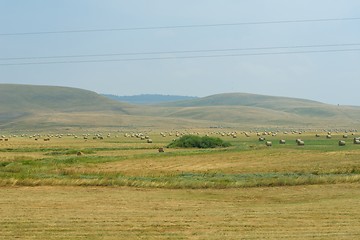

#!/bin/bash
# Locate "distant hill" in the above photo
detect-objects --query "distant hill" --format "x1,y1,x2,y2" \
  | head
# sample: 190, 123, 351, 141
162, 92, 321, 107
0, 84, 133, 129
0, 84, 206, 130
0, 84, 130, 113
155, 92, 360, 127
1, 85, 359, 130
160, 92, 344, 116
102, 94, 198, 105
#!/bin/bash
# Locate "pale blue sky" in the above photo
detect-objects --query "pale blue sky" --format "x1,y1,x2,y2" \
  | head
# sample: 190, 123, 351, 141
0, 0, 359, 105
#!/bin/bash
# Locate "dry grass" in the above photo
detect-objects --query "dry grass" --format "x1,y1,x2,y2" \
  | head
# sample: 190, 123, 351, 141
0, 184, 360, 239
93, 148, 360, 176
1, 130, 360, 238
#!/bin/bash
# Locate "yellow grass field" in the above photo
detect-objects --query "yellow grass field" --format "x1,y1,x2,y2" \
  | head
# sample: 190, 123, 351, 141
1, 184, 360, 239
0, 130, 360, 239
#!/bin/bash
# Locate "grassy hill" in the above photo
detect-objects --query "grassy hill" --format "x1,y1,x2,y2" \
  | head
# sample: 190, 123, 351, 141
1, 85, 359, 130
0, 84, 129, 113
0, 84, 133, 130
161, 92, 331, 113
155, 93, 360, 128
0, 84, 212, 130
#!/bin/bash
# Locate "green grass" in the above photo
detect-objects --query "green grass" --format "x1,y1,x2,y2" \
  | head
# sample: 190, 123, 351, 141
0, 131, 359, 188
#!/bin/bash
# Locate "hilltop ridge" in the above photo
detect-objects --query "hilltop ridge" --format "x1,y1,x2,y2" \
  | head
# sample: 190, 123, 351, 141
0, 84, 129, 113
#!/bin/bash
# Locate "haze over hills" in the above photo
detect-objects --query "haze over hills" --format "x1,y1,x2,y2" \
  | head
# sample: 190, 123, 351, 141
160, 92, 353, 117
0, 84, 359, 130
103, 94, 198, 105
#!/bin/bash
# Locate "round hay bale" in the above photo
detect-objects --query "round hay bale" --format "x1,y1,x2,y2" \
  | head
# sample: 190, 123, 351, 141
297, 140, 305, 146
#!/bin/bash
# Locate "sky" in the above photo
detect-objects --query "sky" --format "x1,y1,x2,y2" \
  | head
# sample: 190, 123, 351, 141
0, 0, 359, 105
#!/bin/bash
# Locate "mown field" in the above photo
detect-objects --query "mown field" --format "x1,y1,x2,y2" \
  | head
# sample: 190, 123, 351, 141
0, 129, 360, 239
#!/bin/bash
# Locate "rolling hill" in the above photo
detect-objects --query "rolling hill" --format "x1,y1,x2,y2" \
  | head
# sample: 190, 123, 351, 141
0, 84, 210, 130
153, 92, 360, 128
0, 84, 132, 130
1, 84, 359, 130
161, 92, 336, 115
0, 84, 129, 113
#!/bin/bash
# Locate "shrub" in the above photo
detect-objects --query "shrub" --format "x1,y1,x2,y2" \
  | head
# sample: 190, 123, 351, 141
167, 135, 231, 148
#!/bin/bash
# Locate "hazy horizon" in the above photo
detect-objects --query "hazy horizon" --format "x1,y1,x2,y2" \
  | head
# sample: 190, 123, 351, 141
1, 1, 360, 105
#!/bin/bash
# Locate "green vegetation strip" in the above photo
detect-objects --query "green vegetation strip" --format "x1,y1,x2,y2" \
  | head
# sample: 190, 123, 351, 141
1, 170, 359, 188
0, 146, 158, 153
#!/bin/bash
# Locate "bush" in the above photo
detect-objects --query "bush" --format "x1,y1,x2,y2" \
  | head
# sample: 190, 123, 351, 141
167, 135, 231, 148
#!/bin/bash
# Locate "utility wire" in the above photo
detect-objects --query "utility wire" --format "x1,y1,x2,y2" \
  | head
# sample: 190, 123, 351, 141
1, 17, 359, 36
1, 48, 359, 66
1, 43, 360, 61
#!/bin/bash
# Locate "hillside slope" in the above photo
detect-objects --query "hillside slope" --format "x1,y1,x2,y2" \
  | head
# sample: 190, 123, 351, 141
0, 84, 212, 130
160, 92, 352, 115
162, 92, 322, 108
1, 85, 359, 130
0, 84, 136, 129
0, 84, 129, 113
154, 92, 360, 127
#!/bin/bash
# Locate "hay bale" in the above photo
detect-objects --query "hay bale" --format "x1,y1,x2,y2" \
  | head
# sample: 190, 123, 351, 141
297, 140, 305, 146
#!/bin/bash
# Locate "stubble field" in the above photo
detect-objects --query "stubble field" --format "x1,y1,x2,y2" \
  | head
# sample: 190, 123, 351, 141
0, 129, 360, 239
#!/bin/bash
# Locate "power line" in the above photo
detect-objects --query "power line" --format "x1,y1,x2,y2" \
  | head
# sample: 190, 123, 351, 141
1, 43, 360, 61
1, 48, 359, 66
1, 17, 360, 36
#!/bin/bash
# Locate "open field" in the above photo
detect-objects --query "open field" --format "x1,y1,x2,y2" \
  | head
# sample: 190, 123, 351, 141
1, 129, 360, 239
0, 130, 359, 188
1, 184, 360, 239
